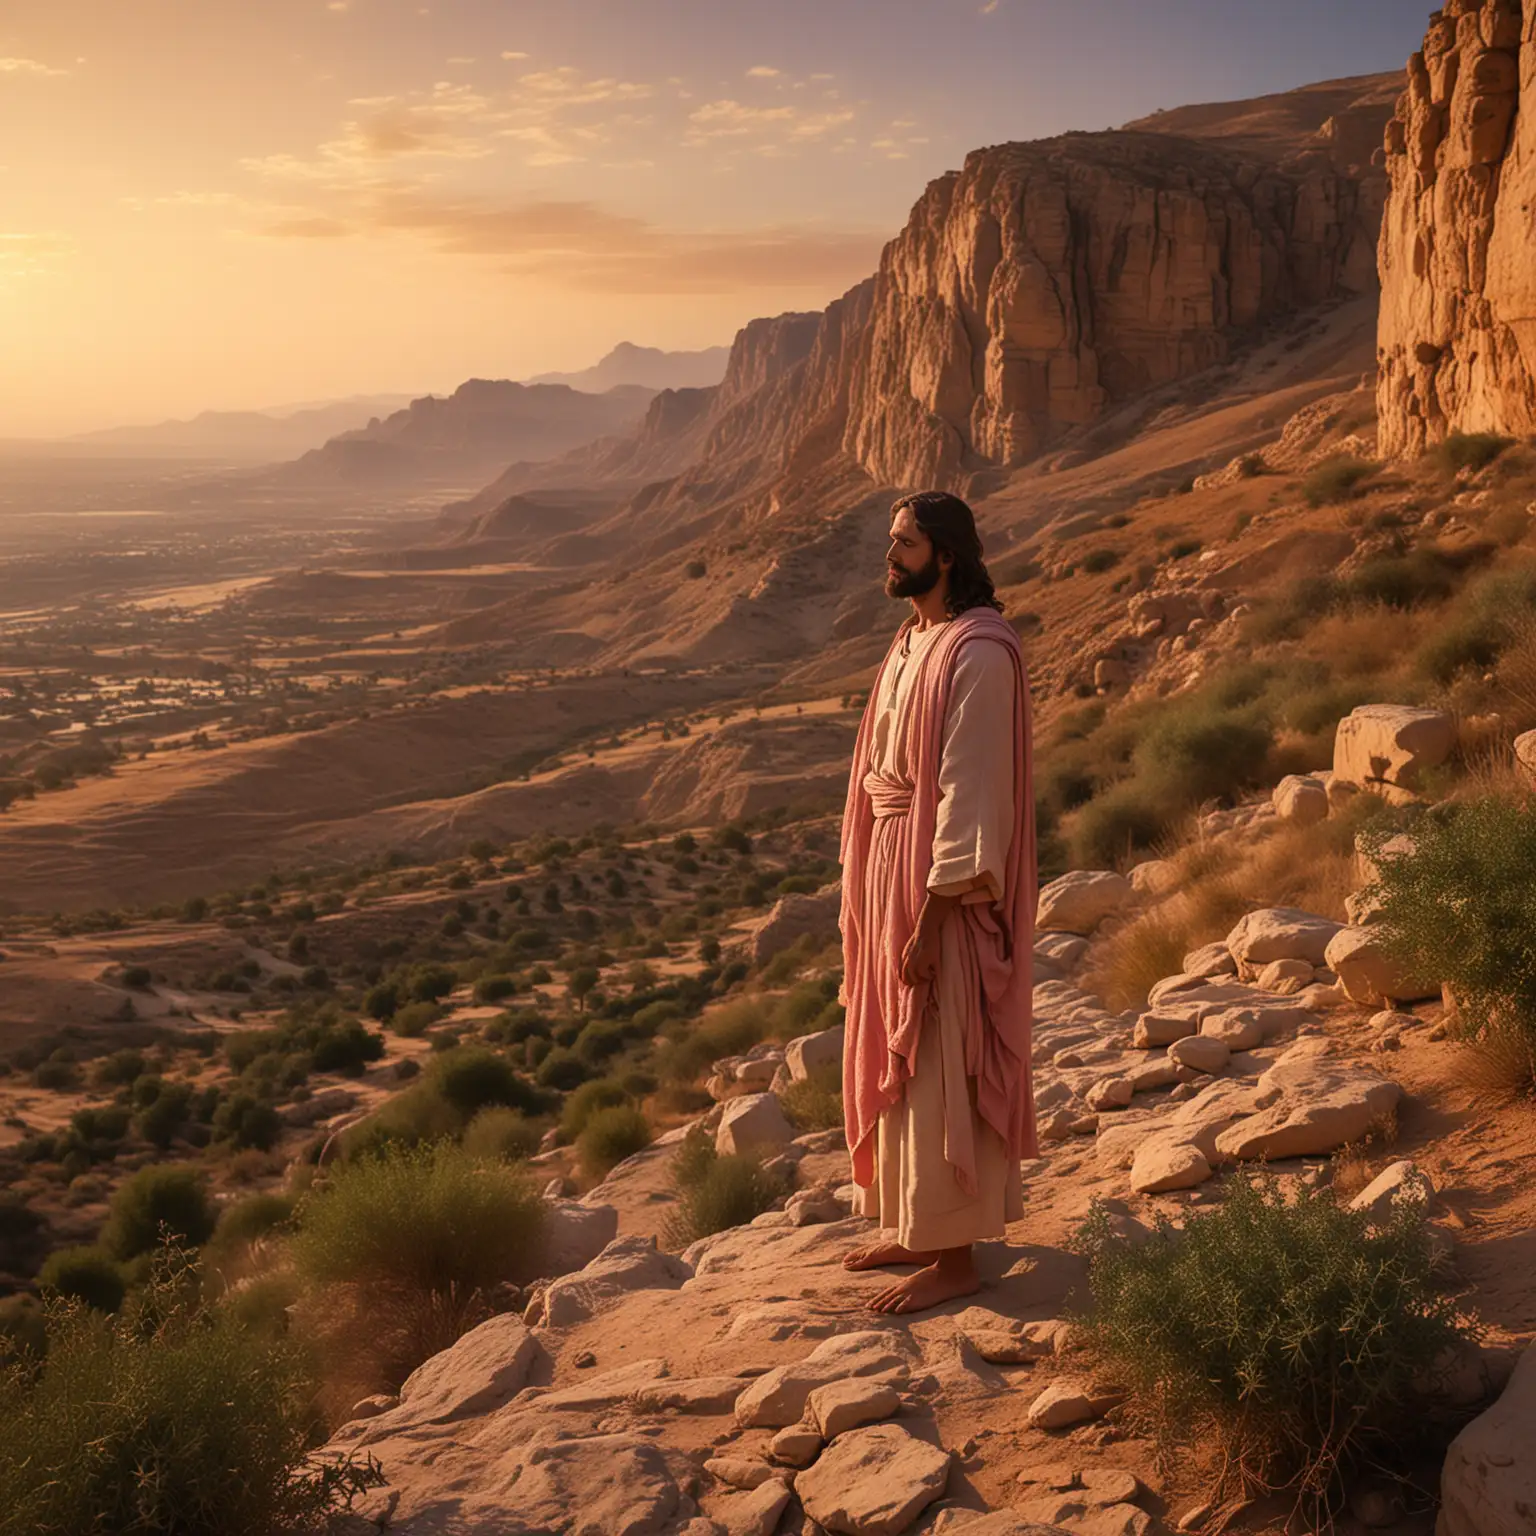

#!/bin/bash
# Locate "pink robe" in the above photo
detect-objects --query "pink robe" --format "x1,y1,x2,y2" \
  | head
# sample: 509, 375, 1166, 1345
840, 607, 1037, 1222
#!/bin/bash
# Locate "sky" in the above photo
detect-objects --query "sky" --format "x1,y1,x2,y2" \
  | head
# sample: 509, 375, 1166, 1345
2, 0, 1434, 436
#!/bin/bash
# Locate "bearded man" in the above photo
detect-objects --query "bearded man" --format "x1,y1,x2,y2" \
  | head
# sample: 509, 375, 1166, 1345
839, 489, 1037, 1315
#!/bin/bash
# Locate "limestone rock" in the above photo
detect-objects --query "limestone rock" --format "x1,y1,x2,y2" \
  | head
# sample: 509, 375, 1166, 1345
716, 1092, 796, 1157
1036, 931, 1090, 967
541, 1199, 620, 1278
734, 1330, 911, 1428
1348, 1158, 1434, 1219
1132, 1008, 1199, 1047
1037, 871, 1134, 935
807, 1378, 902, 1438
1332, 705, 1456, 797
1168, 1035, 1230, 1075
1085, 1075, 1135, 1112
632, 1376, 748, 1414
499, 1432, 684, 1535
795, 1422, 951, 1536
541, 1234, 692, 1328
1438, 1343, 1536, 1536
751, 882, 842, 967
719, 1478, 794, 1536
1325, 924, 1438, 1007
770, 1424, 825, 1467
1130, 1139, 1212, 1195
1181, 943, 1237, 979
1272, 774, 1329, 824
1257, 957, 1314, 992
786, 1024, 845, 1081
1515, 728, 1536, 787
1127, 859, 1179, 896
1027, 1380, 1118, 1430
1214, 1040, 1401, 1162
705, 1455, 780, 1490
1226, 908, 1343, 967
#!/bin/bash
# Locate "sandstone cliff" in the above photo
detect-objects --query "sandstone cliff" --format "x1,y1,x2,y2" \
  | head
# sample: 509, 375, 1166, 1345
1377, 0, 1531, 455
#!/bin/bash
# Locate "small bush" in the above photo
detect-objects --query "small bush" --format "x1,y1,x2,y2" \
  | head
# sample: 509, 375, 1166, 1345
0, 1257, 378, 1535
1068, 784, 1165, 868
1079, 908, 1193, 1012
1073, 1174, 1468, 1509
1081, 548, 1122, 574
559, 1077, 630, 1141
290, 1142, 544, 1410
1368, 797, 1536, 1092
432, 1046, 544, 1117
102, 1164, 216, 1261
577, 1105, 652, 1179
654, 998, 770, 1082
778, 1062, 843, 1132
1302, 454, 1376, 507
665, 1133, 784, 1248
460, 1106, 542, 1162
1436, 430, 1510, 474
535, 1047, 591, 1091
38, 1247, 126, 1313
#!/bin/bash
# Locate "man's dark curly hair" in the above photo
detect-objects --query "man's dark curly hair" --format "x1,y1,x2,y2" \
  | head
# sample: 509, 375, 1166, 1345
892, 489, 1002, 616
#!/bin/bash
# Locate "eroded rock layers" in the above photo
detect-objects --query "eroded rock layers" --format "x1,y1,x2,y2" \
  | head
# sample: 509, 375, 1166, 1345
1377, 0, 1533, 455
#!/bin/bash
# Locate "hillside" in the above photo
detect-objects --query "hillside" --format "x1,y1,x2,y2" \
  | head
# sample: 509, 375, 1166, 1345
528, 341, 731, 393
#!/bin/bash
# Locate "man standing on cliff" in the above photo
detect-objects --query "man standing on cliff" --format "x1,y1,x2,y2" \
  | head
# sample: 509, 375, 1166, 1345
839, 489, 1036, 1314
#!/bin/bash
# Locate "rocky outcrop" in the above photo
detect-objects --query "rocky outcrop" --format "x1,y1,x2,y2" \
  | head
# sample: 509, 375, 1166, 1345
1377, 0, 1533, 454
1438, 1342, 1536, 1536
843, 133, 1380, 489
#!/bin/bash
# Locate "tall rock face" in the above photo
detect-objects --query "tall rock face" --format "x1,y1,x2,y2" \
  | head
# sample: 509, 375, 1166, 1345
842, 134, 1381, 489
1377, 0, 1530, 455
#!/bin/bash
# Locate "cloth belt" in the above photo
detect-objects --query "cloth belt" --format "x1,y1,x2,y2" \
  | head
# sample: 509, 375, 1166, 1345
863, 770, 914, 820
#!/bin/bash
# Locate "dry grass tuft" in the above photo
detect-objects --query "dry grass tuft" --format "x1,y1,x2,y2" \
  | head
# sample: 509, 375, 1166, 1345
1080, 908, 1195, 1012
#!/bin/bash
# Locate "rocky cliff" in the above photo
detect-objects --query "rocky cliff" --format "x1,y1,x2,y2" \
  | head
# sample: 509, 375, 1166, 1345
1377, 0, 1532, 455
842, 132, 1382, 489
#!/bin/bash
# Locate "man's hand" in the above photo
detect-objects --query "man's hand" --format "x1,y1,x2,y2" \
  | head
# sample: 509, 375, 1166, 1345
900, 892, 957, 986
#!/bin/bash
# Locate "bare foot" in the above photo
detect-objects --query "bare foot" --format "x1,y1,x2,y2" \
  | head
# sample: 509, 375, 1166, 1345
841, 1239, 937, 1272
866, 1248, 981, 1315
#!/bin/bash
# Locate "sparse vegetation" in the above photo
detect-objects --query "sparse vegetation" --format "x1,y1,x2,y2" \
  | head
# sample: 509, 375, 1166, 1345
778, 1061, 843, 1131
1073, 1174, 1470, 1510
577, 1104, 652, 1177
664, 1127, 785, 1248
1302, 454, 1377, 506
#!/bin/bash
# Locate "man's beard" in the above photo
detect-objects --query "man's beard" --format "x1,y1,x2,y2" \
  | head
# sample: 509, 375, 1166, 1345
885, 553, 941, 599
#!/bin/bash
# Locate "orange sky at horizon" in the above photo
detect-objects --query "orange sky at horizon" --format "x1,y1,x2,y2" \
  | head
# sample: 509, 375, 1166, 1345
2, 0, 1427, 437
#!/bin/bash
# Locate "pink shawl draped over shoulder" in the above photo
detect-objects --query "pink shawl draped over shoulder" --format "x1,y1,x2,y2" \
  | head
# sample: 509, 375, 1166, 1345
839, 607, 1037, 1188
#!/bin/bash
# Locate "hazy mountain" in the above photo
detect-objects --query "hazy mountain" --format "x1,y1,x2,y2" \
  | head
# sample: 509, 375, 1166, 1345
273, 379, 656, 490
528, 341, 730, 393
67, 395, 417, 461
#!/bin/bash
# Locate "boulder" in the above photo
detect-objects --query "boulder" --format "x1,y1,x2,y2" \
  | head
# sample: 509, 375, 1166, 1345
751, 882, 841, 966
1027, 1380, 1117, 1430
1168, 1035, 1230, 1075
1213, 1040, 1401, 1163
1333, 705, 1456, 797
1324, 925, 1438, 1007
718, 1478, 794, 1536
734, 1056, 781, 1090
1130, 1139, 1212, 1195
1438, 1344, 1536, 1536
1037, 871, 1134, 935
497, 1432, 684, 1535
769, 1423, 824, 1467
807, 1378, 902, 1439
1181, 943, 1237, 979
1132, 1008, 1199, 1047
540, 1235, 691, 1328
705, 1455, 780, 1490
734, 1330, 911, 1428
795, 1422, 952, 1536
716, 1092, 796, 1156
1036, 932, 1090, 967
1348, 1159, 1434, 1220
1256, 958, 1314, 992
632, 1376, 748, 1414
1226, 908, 1343, 967
541, 1199, 619, 1278
1085, 1076, 1134, 1112
1515, 728, 1536, 788
785, 1024, 845, 1081
1128, 859, 1179, 896
1272, 774, 1330, 825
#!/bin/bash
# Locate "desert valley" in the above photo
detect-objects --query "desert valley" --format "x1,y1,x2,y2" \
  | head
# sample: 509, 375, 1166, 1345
5, 9, 1536, 1536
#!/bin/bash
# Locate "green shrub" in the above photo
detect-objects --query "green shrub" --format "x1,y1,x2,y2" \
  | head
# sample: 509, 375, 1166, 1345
92, 1048, 145, 1087
38, 1247, 126, 1313
1368, 798, 1536, 1091
1068, 783, 1164, 868
431, 1046, 543, 1117
665, 1133, 784, 1248
102, 1164, 216, 1261
654, 999, 770, 1082
1073, 1174, 1468, 1507
573, 1018, 626, 1066
1302, 454, 1376, 506
289, 1143, 544, 1406
460, 1106, 542, 1161
213, 1093, 282, 1152
559, 1078, 630, 1141
1132, 705, 1272, 807
1347, 548, 1460, 610
535, 1047, 591, 1091
0, 1260, 378, 1535
778, 1062, 843, 1132
473, 973, 516, 1004
1081, 548, 1122, 574
1436, 430, 1510, 474
577, 1105, 652, 1178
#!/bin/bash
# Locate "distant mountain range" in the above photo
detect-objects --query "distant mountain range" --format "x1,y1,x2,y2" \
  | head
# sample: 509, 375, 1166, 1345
528, 342, 730, 393
68, 395, 417, 461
